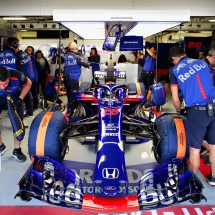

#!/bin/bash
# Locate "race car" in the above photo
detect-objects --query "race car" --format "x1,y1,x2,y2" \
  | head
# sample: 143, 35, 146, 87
13, 82, 206, 214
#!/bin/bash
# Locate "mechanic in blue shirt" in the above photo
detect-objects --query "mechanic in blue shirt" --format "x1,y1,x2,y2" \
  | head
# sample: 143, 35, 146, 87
25, 46, 40, 110
169, 46, 215, 185
18, 50, 34, 117
139, 46, 157, 92
143, 75, 166, 110
64, 42, 90, 115
0, 66, 32, 162
0, 37, 25, 73
43, 68, 66, 111
205, 48, 215, 85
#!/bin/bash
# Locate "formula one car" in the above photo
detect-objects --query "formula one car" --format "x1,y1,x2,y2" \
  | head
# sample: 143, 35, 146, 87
14, 83, 206, 214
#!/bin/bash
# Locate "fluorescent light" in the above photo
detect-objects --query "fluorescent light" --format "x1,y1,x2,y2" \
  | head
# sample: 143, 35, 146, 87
201, 31, 212, 34
54, 9, 190, 22
62, 22, 105, 39
20, 30, 27, 31
3, 17, 26, 20
126, 22, 181, 38
209, 20, 215, 22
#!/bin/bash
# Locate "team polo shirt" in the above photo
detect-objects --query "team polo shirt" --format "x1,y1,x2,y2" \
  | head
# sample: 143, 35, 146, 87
0, 68, 28, 97
143, 55, 156, 72
149, 82, 166, 105
44, 76, 60, 95
169, 57, 215, 107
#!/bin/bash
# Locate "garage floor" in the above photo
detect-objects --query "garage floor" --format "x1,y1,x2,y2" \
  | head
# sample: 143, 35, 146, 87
0, 93, 215, 215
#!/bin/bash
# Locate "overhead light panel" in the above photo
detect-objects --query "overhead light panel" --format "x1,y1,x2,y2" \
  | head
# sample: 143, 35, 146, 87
209, 20, 215, 22
30, 24, 34, 28
3, 17, 26, 20
62, 22, 105, 39
20, 30, 27, 32
54, 9, 190, 22
126, 22, 181, 38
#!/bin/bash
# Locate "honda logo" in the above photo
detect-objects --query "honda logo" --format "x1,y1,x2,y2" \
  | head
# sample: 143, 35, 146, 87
102, 168, 119, 179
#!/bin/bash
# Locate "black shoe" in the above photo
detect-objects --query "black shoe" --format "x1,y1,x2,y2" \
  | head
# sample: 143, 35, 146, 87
33, 106, 38, 111
24, 113, 33, 117
12, 148, 27, 162
206, 174, 215, 186
0, 143, 7, 155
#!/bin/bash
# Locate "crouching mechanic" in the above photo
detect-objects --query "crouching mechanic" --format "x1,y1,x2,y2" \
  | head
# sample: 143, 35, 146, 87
0, 66, 32, 161
143, 75, 166, 111
43, 68, 66, 111
169, 46, 215, 185
64, 42, 89, 115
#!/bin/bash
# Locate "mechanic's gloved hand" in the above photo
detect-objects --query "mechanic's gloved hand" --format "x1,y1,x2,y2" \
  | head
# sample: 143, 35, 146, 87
13, 98, 23, 110
177, 109, 186, 116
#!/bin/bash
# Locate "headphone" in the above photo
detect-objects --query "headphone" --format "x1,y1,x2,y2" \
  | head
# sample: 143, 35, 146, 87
12, 42, 19, 49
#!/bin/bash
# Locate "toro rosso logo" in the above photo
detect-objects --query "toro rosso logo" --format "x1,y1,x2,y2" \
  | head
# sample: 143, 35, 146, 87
104, 186, 117, 190
102, 168, 119, 179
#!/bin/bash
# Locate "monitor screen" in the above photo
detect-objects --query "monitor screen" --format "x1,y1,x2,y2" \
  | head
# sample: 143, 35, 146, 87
102, 36, 118, 51
120, 36, 143, 51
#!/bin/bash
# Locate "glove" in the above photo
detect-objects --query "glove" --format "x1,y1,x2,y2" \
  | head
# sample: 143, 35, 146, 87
13, 98, 23, 110
177, 109, 186, 116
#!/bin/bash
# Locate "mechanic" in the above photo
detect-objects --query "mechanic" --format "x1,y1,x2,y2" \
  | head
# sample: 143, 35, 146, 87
43, 68, 66, 111
18, 50, 34, 117
205, 47, 215, 85
0, 66, 32, 162
0, 37, 25, 73
64, 42, 90, 115
197, 47, 215, 158
139, 46, 157, 92
143, 75, 166, 111
169, 46, 215, 185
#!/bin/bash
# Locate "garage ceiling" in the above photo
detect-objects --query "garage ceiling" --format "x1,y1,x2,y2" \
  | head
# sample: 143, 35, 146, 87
0, 16, 215, 39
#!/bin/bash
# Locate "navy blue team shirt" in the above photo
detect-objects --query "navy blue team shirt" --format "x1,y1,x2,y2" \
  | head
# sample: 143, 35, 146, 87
44, 76, 60, 95
169, 56, 215, 107
0, 67, 28, 97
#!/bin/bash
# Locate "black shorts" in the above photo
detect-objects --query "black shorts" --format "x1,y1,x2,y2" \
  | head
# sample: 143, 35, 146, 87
186, 108, 215, 149
44, 94, 63, 105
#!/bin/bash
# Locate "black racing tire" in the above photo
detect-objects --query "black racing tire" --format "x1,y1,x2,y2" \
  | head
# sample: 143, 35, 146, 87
28, 111, 67, 163
153, 113, 189, 165
127, 82, 146, 96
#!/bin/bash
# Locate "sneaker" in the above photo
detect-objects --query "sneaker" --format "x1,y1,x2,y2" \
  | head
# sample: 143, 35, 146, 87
12, 148, 27, 162
0, 143, 7, 155
206, 174, 215, 186
42, 99, 48, 110
24, 113, 33, 117
33, 106, 38, 111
